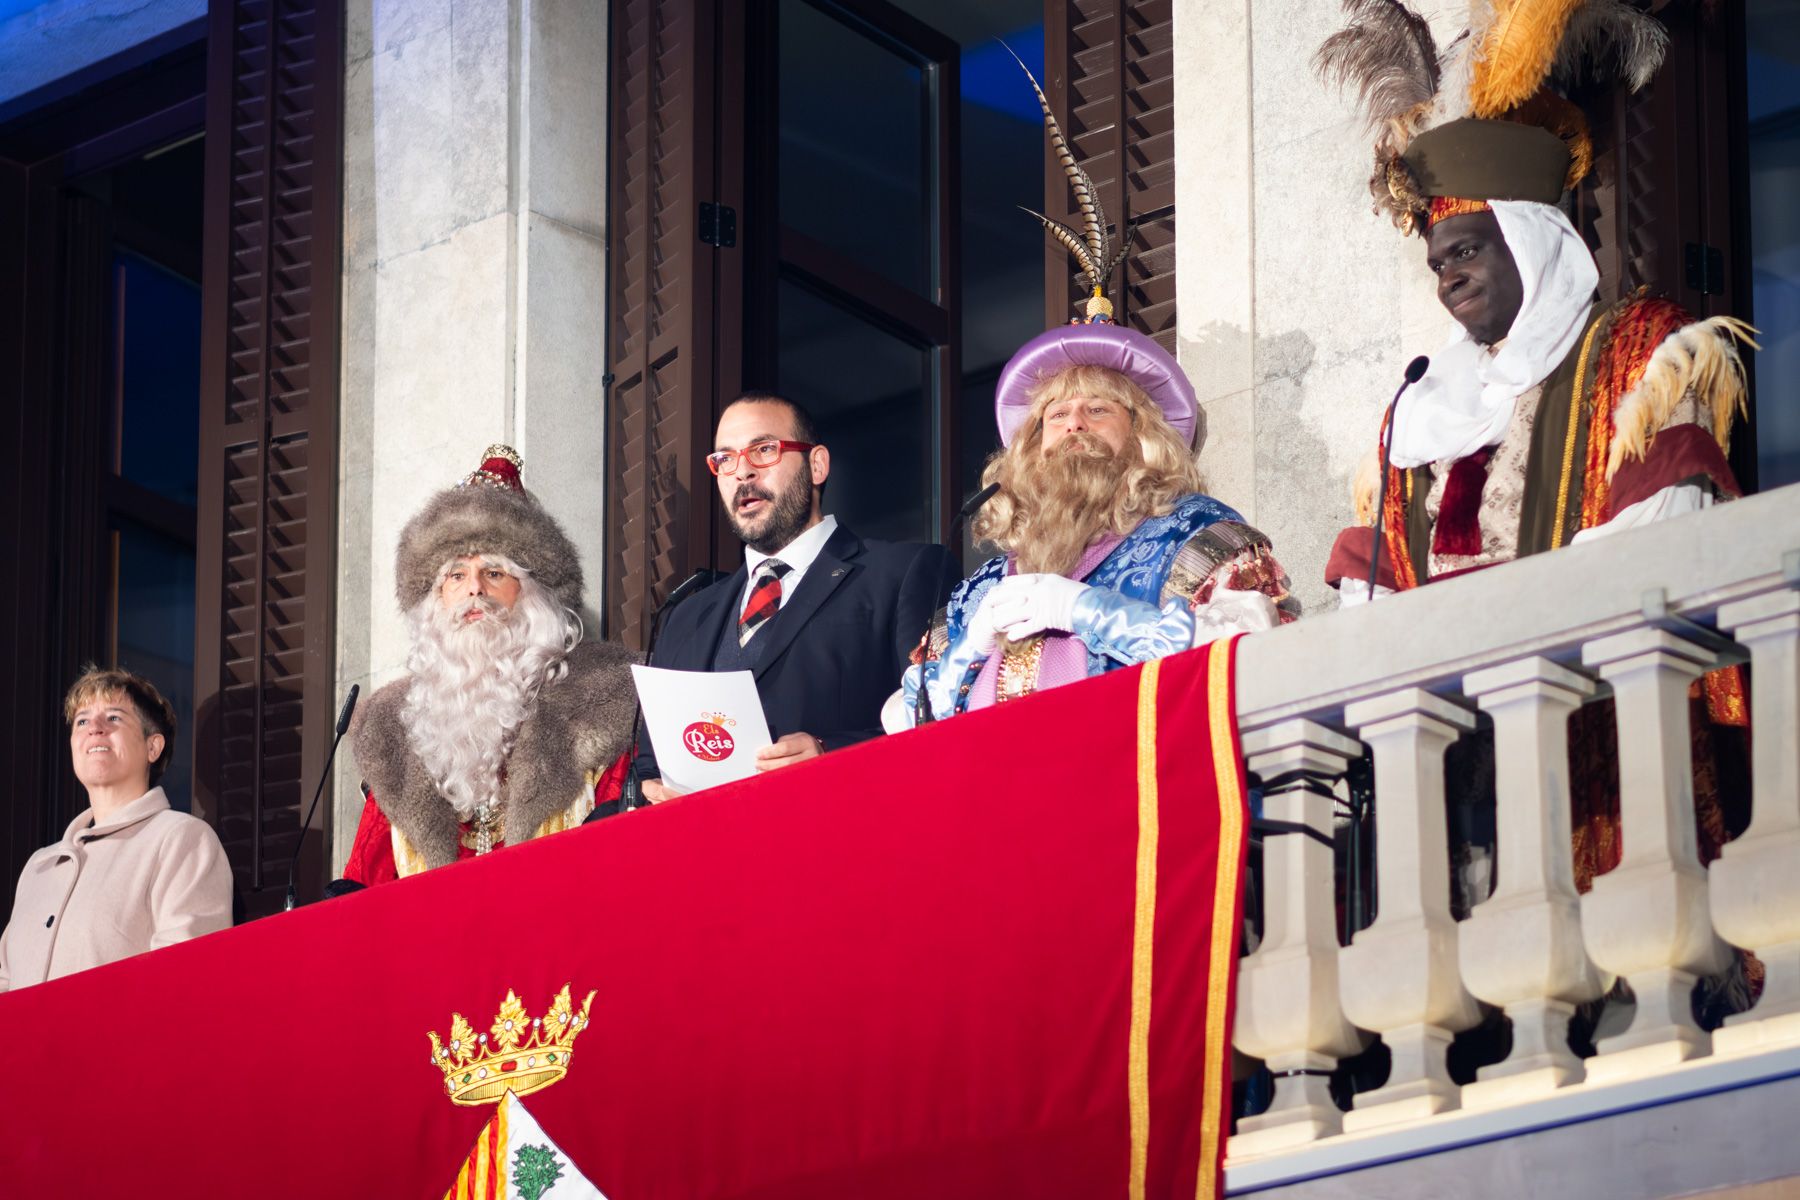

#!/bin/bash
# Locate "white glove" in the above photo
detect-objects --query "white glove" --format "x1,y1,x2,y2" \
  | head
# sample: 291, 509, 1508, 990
962, 586, 1007, 658
986, 573, 1092, 640
1191, 586, 1279, 647
1335, 579, 1394, 608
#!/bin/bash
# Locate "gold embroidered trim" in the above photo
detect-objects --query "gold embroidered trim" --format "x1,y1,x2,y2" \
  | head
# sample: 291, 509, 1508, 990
1197, 638, 1246, 1200
392, 826, 429, 879
1129, 659, 1163, 1200
1552, 313, 1606, 549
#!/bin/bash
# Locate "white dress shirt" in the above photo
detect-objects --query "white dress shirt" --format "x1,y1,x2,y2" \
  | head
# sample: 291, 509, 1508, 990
740, 514, 839, 614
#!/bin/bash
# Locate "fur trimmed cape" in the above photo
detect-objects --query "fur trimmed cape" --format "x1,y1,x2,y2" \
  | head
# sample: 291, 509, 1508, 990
350, 640, 640, 869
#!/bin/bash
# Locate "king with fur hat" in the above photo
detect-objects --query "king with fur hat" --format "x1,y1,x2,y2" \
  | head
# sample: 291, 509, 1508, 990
341, 445, 638, 884
893, 57, 1296, 726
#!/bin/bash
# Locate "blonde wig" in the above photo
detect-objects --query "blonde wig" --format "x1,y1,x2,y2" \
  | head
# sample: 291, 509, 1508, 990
972, 365, 1202, 575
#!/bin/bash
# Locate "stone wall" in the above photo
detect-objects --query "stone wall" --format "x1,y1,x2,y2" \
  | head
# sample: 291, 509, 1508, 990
334, 0, 607, 868
1175, 1, 1471, 616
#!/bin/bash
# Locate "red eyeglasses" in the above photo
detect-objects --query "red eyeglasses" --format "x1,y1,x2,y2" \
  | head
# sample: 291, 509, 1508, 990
705, 439, 816, 476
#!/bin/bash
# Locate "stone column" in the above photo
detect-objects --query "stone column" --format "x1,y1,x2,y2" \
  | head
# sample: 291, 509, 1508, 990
1458, 656, 1602, 1106
1232, 720, 1371, 1156
1173, 0, 1467, 615
334, 0, 608, 869
1712, 587, 1800, 1055
1580, 627, 1733, 1082
1339, 688, 1482, 1131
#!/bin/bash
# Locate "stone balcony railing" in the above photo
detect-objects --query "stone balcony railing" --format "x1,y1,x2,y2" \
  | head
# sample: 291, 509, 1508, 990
1226, 483, 1800, 1184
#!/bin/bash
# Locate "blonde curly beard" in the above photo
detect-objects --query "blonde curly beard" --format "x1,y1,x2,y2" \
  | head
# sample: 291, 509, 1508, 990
994, 433, 1138, 576
400, 562, 581, 820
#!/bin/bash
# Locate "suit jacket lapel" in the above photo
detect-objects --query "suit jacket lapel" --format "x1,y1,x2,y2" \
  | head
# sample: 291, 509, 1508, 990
665, 568, 743, 669
751, 524, 860, 680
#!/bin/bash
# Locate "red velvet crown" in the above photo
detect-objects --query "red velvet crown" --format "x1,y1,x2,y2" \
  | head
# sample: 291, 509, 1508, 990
459, 444, 525, 492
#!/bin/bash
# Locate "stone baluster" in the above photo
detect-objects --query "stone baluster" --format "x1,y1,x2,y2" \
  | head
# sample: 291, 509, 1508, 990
1339, 689, 1482, 1131
1232, 720, 1371, 1155
1457, 657, 1603, 1106
1580, 627, 1733, 1082
1711, 587, 1800, 1055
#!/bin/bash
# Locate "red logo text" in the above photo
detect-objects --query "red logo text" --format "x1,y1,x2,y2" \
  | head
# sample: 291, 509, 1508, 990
683, 721, 735, 762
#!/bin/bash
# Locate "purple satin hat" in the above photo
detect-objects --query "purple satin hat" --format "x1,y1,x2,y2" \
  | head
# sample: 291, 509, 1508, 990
993, 323, 1199, 448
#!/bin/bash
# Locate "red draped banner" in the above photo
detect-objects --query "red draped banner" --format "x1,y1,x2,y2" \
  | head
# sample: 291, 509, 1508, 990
6, 640, 1248, 1198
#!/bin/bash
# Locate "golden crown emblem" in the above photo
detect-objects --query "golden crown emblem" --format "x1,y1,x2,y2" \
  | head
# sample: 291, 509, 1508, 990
426, 984, 596, 1107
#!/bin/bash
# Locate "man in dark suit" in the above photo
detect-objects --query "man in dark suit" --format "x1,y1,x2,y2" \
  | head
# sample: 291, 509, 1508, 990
639, 392, 956, 802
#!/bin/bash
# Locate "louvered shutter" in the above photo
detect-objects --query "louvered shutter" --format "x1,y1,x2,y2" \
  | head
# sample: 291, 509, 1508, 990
194, 0, 343, 918
604, 0, 721, 648
1044, 0, 1177, 351
1578, 0, 1750, 480
1582, 2, 1739, 315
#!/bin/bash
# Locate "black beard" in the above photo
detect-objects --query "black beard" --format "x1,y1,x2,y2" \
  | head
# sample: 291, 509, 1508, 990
727, 472, 815, 555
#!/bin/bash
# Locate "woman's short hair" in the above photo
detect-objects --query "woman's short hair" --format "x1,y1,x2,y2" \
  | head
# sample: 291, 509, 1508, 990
63, 666, 178, 786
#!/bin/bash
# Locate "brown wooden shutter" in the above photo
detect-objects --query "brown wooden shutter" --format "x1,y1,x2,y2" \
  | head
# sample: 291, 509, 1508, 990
1044, 0, 1177, 351
1577, 0, 1752, 485
604, 0, 723, 648
194, 0, 343, 918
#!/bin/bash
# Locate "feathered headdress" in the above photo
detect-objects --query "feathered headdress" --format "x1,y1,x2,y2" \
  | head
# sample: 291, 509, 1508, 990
1003, 42, 1127, 323
986, 45, 1200, 450
1315, 0, 1669, 234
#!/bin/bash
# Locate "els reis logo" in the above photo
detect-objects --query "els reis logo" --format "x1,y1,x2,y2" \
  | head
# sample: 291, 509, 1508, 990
683, 712, 737, 762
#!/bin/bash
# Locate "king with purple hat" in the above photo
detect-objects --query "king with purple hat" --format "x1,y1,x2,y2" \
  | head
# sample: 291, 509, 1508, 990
897, 67, 1297, 724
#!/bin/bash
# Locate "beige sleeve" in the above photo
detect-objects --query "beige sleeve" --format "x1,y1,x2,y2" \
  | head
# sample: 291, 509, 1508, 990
148, 819, 235, 950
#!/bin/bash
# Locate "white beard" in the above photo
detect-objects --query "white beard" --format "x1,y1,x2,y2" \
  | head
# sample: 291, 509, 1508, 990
401, 578, 579, 820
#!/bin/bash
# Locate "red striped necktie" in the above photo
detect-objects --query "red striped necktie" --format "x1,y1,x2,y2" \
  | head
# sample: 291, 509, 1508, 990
738, 559, 792, 646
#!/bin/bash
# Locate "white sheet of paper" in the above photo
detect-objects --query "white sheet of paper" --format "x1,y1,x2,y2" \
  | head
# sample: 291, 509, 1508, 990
630, 665, 773, 794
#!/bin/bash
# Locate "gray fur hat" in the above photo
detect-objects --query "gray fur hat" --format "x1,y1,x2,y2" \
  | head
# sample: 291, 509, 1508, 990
393, 444, 584, 613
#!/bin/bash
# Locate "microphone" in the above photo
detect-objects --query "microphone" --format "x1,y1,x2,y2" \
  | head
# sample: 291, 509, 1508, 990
912, 482, 1001, 726
1366, 355, 1429, 603
616, 567, 729, 812
285, 684, 359, 911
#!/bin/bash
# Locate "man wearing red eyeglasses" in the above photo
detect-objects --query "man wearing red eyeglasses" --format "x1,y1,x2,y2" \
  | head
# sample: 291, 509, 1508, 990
637, 391, 956, 803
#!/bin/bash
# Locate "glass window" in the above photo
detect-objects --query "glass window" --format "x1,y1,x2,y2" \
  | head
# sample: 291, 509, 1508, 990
957, 26, 1046, 556
779, 0, 930, 296
1747, 7, 1800, 490
113, 522, 197, 811
115, 251, 201, 506
777, 277, 932, 542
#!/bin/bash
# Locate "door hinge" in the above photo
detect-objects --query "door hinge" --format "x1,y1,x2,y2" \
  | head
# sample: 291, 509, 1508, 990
699, 202, 737, 248
1684, 242, 1724, 296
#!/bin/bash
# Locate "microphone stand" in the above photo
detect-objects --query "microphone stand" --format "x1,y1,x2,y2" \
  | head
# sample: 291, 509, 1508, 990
1348, 354, 1427, 939
1365, 355, 1430, 602
285, 684, 360, 911
912, 482, 1000, 727
617, 568, 728, 812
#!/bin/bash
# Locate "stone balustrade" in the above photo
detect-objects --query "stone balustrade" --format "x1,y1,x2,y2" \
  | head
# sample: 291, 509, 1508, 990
1227, 486, 1800, 1164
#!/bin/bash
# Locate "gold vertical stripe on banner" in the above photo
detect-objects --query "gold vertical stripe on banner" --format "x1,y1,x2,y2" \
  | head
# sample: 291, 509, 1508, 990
492, 1099, 510, 1199
1129, 659, 1164, 1200
473, 1126, 492, 1200
1196, 640, 1247, 1200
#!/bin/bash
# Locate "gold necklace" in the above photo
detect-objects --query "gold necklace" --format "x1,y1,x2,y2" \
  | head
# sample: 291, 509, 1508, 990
996, 637, 1046, 704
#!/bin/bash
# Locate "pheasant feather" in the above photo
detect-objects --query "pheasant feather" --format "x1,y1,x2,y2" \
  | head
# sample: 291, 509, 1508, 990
1469, 0, 1585, 118
1313, 0, 1442, 155
1019, 206, 1098, 280
1554, 0, 1667, 92
1002, 41, 1111, 270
